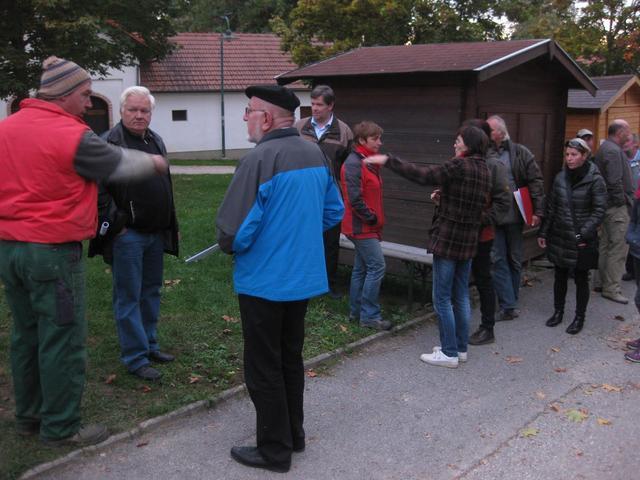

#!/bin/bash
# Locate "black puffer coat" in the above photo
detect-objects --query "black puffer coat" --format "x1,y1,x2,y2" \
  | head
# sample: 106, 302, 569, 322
538, 162, 607, 268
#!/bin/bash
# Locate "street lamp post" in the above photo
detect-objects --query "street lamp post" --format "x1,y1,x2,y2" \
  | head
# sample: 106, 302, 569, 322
219, 14, 233, 158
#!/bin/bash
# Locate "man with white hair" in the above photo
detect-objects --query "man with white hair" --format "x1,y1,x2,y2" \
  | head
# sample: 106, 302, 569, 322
486, 115, 544, 321
90, 86, 179, 381
0, 57, 167, 446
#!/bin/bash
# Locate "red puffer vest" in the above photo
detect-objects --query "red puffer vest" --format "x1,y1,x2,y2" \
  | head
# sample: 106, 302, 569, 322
0, 99, 97, 243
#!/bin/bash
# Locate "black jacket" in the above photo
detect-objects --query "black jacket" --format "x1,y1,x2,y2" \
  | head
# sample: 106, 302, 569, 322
88, 122, 179, 263
538, 162, 606, 268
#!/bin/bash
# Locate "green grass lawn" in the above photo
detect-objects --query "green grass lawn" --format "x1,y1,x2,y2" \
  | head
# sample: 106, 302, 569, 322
0, 174, 415, 479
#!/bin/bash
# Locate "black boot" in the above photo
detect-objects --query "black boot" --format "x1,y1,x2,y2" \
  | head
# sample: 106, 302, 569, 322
565, 315, 584, 335
545, 310, 563, 327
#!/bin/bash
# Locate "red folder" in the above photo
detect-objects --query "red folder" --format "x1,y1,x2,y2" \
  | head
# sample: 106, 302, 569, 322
513, 186, 534, 226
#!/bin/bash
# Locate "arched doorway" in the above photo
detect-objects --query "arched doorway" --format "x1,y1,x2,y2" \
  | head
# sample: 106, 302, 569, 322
85, 95, 110, 134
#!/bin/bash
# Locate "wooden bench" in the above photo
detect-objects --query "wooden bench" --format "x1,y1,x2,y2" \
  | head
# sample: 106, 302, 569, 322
339, 234, 433, 309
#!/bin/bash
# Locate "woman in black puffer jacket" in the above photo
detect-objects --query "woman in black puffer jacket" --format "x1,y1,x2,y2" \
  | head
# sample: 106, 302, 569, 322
538, 138, 607, 334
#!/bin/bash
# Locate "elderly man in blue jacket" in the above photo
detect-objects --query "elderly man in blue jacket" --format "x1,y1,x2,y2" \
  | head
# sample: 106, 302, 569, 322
216, 85, 344, 473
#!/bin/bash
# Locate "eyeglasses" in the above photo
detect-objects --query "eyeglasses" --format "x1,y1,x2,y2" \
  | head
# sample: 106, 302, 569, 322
245, 107, 266, 116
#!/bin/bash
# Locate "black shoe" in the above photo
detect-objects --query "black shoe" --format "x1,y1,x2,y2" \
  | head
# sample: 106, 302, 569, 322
545, 310, 563, 327
468, 328, 495, 345
623, 272, 634, 281
230, 446, 290, 473
496, 309, 519, 322
327, 290, 342, 300
149, 351, 175, 363
565, 315, 584, 335
293, 439, 305, 452
130, 365, 162, 381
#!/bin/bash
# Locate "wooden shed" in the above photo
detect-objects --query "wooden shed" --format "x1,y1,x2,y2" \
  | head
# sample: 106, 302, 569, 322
277, 39, 595, 260
566, 74, 640, 146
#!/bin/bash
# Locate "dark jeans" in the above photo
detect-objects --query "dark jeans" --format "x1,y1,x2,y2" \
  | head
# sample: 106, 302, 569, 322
472, 240, 496, 330
0, 240, 86, 440
238, 294, 308, 467
323, 224, 341, 291
553, 266, 589, 317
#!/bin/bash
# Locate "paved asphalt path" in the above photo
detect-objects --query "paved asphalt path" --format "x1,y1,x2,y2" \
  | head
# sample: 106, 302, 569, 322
31, 269, 640, 480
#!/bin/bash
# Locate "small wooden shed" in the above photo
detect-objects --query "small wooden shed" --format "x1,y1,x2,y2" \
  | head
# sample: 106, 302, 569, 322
277, 39, 595, 261
566, 74, 640, 145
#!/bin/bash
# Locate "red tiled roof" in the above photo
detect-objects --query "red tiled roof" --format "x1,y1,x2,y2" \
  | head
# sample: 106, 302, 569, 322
568, 74, 638, 110
141, 32, 305, 92
277, 39, 546, 80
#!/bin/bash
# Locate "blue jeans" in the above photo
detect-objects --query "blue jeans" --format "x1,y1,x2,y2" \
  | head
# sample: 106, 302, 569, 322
432, 256, 472, 358
349, 238, 385, 322
491, 223, 523, 311
111, 229, 164, 372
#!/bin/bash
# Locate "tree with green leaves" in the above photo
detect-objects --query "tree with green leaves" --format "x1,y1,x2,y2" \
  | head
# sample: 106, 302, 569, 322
504, 0, 639, 75
271, 0, 506, 67
0, 0, 184, 101
175, 0, 296, 33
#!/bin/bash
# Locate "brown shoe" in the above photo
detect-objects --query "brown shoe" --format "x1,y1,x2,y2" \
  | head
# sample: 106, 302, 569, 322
42, 424, 109, 447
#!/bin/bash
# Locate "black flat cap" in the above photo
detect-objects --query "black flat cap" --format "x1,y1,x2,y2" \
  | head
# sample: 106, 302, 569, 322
245, 85, 300, 112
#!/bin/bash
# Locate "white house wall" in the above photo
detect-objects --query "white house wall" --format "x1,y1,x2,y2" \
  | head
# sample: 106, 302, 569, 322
151, 91, 310, 159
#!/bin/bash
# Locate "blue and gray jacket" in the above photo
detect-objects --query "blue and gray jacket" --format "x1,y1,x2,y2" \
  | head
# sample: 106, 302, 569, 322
216, 127, 344, 301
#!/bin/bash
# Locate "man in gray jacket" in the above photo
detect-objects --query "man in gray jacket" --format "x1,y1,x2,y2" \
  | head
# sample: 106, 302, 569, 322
594, 119, 633, 304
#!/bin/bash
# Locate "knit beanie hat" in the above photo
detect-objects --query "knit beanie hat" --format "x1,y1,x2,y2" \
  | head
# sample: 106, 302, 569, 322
37, 56, 91, 99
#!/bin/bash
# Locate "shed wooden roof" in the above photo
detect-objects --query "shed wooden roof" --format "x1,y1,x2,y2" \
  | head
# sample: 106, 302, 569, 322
568, 74, 639, 112
141, 32, 304, 93
277, 39, 596, 94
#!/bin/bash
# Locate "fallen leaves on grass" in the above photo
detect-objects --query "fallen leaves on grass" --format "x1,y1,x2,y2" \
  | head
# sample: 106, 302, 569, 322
566, 409, 589, 422
222, 328, 232, 335
163, 279, 181, 288
189, 374, 202, 384
140, 385, 152, 393
222, 315, 238, 323
520, 427, 539, 437
339, 324, 348, 333
104, 374, 116, 385
506, 356, 523, 364
597, 418, 612, 426
306, 369, 317, 378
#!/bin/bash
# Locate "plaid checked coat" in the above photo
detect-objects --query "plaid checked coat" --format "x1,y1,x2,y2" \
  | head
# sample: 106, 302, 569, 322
386, 153, 492, 260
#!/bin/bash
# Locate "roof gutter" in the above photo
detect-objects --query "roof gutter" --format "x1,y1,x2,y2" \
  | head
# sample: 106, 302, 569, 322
473, 39, 550, 72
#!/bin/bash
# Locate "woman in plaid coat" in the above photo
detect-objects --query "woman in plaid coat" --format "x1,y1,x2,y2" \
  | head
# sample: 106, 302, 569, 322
365, 126, 492, 368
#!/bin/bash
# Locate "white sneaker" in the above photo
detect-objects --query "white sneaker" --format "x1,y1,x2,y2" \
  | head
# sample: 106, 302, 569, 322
420, 349, 459, 368
432, 346, 467, 362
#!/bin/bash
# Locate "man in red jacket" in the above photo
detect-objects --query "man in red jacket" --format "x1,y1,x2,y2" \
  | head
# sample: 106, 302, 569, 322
0, 56, 167, 447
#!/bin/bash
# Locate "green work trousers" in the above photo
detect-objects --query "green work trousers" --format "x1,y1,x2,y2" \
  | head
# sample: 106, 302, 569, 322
599, 205, 630, 296
0, 240, 87, 440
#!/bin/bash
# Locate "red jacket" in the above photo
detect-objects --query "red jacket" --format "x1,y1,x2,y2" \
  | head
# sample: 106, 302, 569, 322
340, 150, 384, 240
0, 99, 97, 243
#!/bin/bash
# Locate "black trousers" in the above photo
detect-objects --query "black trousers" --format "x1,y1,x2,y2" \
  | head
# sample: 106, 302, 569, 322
472, 240, 497, 330
553, 267, 589, 317
324, 224, 341, 290
238, 294, 308, 466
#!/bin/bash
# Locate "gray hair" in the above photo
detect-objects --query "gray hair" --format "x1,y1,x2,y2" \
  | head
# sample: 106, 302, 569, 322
487, 115, 510, 141
608, 119, 629, 137
310, 85, 335, 105
120, 86, 155, 111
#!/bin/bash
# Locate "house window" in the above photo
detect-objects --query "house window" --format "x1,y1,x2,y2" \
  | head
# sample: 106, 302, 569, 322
172, 110, 187, 121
